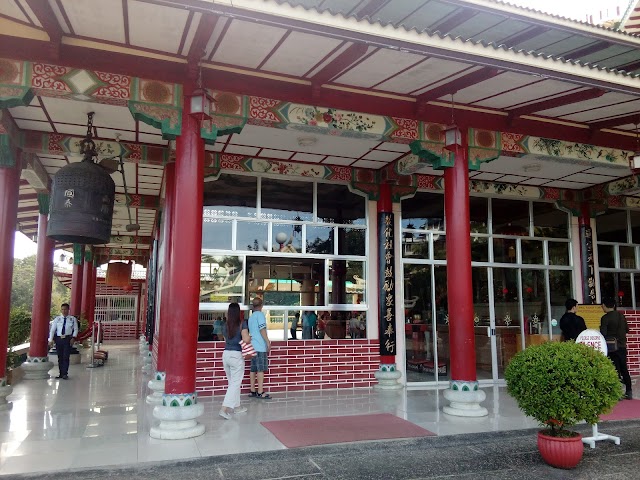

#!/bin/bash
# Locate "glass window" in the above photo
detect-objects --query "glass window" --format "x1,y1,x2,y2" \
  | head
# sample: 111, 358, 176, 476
491, 199, 529, 235
549, 270, 572, 339
597, 244, 615, 268
328, 260, 365, 304
596, 210, 628, 243
272, 224, 302, 253
306, 226, 334, 254
317, 183, 365, 225
533, 203, 568, 238
521, 240, 543, 264
548, 242, 570, 266
522, 269, 548, 338
433, 234, 447, 260
338, 227, 366, 256
631, 211, 640, 244
620, 246, 636, 270
493, 238, 517, 264
200, 255, 243, 304
469, 197, 488, 234
261, 177, 313, 221
202, 218, 232, 250
599, 272, 632, 308
402, 230, 429, 259
237, 221, 268, 252
203, 174, 257, 217
471, 236, 488, 262
401, 192, 444, 230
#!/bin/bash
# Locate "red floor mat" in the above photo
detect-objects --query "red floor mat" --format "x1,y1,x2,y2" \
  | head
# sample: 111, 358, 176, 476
601, 399, 640, 421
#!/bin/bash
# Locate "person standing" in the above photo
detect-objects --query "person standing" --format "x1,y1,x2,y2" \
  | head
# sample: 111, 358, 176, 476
559, 298, 586, 341
302, 310, 317, 340
600, 297, 633, 400
247, 297, 271, 399
290, 312, 300, 340
48, 303, 78, 380
219, 303, 251, 419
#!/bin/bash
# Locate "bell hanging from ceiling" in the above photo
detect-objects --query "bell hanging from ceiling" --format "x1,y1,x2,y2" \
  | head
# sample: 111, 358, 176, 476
47, 112, 116, 244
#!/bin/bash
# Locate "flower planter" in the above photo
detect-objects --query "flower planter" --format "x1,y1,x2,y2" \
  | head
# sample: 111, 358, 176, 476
537, 431, 583, 469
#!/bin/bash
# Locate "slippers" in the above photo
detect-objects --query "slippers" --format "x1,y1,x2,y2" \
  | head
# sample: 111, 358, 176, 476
256, 392, 271, 399
248, 391, 258, 398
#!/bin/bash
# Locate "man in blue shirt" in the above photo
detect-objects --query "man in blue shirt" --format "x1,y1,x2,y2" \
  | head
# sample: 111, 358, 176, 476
48, 303, 78, 380
248, 297, 271, 399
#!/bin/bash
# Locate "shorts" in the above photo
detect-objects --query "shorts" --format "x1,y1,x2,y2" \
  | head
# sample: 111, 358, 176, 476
250, 351, 269, 372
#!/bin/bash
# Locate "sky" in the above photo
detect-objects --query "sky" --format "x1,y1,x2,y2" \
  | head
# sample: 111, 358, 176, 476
11, 0, 630, 259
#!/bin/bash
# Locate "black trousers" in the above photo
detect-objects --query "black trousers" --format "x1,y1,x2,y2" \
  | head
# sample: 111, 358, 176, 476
609, 347, 632, 393
55, 336, 72, 376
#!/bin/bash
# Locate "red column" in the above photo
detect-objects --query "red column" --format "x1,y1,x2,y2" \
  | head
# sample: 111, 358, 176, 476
157, 162, 176, 373
28, 210, 55, 358
87, 263, 97, 329
70, 245, 85, 317
443, 134, 477, 382
164, 97, 203, 395
81, 257, 94, 325
0, 157, 21, 378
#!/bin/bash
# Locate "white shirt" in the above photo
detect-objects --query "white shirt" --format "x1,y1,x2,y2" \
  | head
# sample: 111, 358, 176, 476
48, 315, 79, 342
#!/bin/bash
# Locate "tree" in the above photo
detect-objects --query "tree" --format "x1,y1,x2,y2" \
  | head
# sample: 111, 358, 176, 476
11, 254, 71, 316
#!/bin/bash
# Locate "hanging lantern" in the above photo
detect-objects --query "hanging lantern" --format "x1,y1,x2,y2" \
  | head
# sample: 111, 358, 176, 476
106, 261, 133, 287
47, 112, 115, 244
442, 124, 462, 152
189, 88, 214, 122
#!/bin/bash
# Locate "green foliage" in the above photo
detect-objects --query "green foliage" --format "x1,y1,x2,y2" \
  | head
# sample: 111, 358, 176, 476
11, 256, 36, 311
6, 306, 32, 370
505, 341, 621, 436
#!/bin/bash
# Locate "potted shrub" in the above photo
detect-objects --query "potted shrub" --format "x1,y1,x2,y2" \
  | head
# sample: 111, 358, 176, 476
505, 341, 621, 469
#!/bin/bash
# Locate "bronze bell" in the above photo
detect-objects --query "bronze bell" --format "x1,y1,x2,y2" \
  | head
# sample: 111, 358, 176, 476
47, 112, 116, 245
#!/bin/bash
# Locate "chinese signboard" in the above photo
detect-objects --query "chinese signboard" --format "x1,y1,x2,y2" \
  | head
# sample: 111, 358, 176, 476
580, 224, 596, 304
379, 212, 396, 356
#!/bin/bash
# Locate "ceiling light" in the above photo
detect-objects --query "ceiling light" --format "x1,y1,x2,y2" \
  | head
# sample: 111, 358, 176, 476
523, 163, 541, 173
297, 136, 317, 147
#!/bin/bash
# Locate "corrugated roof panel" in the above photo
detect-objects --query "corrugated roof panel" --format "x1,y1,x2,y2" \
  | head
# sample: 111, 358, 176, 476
372, 0, 427, 25
448, 12, 505, 38
541, 37, 596, 57
401, 1, 459, 31
515, 30, 572, 51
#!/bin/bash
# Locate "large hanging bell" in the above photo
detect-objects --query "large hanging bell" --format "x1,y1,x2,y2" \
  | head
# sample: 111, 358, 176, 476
47, 160, 115, 244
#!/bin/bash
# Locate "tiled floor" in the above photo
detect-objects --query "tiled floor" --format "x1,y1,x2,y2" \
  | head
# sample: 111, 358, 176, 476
0, 341, 539, 476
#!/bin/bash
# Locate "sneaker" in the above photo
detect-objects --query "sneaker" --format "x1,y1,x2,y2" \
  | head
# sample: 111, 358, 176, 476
233, 406, 248, 414
248, 391, 258, 398
219, 409, 232, 420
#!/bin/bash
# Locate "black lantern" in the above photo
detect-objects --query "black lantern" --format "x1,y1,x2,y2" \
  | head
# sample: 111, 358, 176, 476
47, 112, 116, 244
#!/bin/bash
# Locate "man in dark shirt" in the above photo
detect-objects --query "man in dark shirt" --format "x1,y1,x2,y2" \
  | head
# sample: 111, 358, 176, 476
601, 297, 632, 400
559, 298, 586, 341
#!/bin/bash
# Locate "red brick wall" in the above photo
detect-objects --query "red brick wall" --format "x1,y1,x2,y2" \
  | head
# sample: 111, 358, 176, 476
195, 339, 379, 397
621, 309, 640, 377
101, 323, 138, 340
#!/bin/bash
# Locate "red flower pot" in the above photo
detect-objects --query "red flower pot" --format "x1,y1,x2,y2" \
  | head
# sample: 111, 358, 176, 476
537, 431, 583, 469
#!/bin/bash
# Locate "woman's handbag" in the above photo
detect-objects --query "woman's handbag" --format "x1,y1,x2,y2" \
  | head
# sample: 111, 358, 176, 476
240, 340, 256, 360
605, 336, 619, 353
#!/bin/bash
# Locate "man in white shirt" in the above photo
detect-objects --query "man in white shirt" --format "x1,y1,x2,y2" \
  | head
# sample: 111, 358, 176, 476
48, 303, 79, 380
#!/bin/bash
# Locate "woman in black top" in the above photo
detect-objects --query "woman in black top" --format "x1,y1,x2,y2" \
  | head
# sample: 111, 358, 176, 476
219, 303, 251, 419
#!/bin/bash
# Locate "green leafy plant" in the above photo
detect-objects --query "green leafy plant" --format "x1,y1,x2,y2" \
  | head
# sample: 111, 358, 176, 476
505, 341, 621, 437
6, 306, 32, 370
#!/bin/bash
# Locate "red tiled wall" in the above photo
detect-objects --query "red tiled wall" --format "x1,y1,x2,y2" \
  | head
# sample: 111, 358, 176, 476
195, 339, 379, 397
621, 310, 640, 377
101, 323, 137, 340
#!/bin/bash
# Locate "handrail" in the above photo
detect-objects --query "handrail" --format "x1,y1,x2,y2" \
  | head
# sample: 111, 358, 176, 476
7, 342, 30, 355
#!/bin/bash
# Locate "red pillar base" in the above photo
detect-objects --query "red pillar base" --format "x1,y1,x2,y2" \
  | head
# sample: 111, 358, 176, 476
443, 381, 488, 417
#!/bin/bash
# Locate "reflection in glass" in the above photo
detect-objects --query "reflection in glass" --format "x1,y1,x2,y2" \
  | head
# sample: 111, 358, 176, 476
203, 174, 257, 217
471, 236, 488, 262
533, 203, 568, 238
401, 192, 444, 230
433, 234, 446, 260
549, 270, 572, 339
548, 242, 570, 266
338, 227, 366, 256
596, 210, 629, 242
469, 197, 488, 234
199, 255, 243, 304
472, 268, 492, 380
492, 268, 521, 376
521, 269, 548, 337
246, 258, 323, 307
261, 177, 313, 221
492, 198, 529, 235
521, 240, 543, 264
237, 221, 268, 252
620, 246, 636, 270
202, 218, 232, 250
600, 272, 632, 308
328, 260, 365, 304
272, 224, 302, 253
597, 244, 615, 268
317, 183, 366, 225
631, 210, 640, 244
306, 226, 334, 254
493, 238, 517, 264
402, 230, 429, 259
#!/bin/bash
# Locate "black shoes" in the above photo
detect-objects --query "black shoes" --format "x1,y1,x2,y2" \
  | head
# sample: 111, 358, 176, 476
56, 375, 69, 380
624, 391, 633, 400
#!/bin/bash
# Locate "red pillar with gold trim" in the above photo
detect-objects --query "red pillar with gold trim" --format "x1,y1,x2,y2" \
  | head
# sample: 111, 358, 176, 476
147, 162, 176, 404
150, 91, 205, 439
374, 182, 402, 389
442, 130, 487, 416
0, 153, 21, 410
81, 254, 94, 327
22, 195, 55, 379
70, 244, 85, 318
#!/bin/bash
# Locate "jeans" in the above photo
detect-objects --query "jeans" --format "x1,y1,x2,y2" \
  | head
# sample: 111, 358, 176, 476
222, 350, 245, 409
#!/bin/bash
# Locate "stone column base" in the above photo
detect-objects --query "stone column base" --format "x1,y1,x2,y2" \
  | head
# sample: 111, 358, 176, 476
141, 352, 152, 373
21, 357, 53, 380
373, 363, 403, 390
443, 381, 488, 417
0, 379, 13, 411
146, 371, 165, 405
150, 395, 205, 440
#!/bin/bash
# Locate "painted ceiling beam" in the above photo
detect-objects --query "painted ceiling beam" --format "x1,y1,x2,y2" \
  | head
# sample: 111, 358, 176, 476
310, 42, 369, 85
507, 88, 605, 118
430, 9, 477, 35
18, 193, 38, 202
590, 113, 640, 130
187, 13, 218, 62
416, 67, 500, 103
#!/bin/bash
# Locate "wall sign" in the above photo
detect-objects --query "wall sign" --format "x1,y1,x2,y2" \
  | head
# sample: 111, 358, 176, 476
378, 212, 396, 356
580, 224, 596, 304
